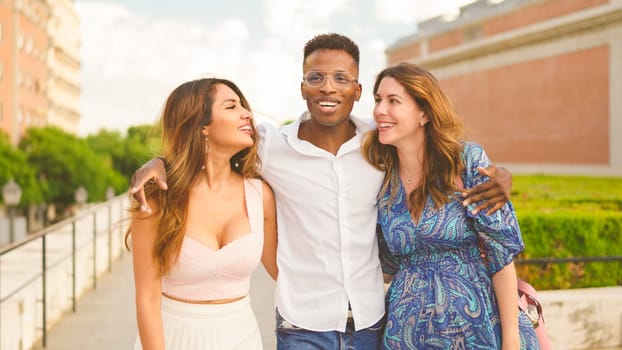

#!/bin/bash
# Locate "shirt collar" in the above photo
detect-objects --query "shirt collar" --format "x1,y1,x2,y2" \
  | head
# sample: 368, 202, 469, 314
280, 111, 374, 138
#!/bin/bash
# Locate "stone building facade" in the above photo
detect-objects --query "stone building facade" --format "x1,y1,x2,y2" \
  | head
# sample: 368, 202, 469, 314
386, 0, 622, 176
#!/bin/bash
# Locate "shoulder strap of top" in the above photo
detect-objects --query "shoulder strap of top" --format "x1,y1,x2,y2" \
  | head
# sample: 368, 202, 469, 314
244, 178, 264, 233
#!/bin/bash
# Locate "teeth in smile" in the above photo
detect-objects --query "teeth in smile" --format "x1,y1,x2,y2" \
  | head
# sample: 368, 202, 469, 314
378, 122, 394, 128
319, 101, 337, 107
239, 125, 251, 131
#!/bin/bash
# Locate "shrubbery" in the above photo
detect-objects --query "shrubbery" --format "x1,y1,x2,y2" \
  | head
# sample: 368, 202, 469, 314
511, 175, 622, 290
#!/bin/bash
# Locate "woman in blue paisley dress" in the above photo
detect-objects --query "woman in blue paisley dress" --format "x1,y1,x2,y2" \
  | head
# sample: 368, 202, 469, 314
362, 63, 539, 349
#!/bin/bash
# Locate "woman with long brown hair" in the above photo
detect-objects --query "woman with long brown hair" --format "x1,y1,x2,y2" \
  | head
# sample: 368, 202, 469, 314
126, 78, 277, 349
362, 63, 539, 349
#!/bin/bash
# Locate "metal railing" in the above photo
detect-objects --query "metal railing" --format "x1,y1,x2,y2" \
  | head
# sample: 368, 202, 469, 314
0, 195, 129, 350
516, 256, 622, 265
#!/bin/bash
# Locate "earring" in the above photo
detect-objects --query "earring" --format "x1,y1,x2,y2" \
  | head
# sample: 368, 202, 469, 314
419, 120, 425, 127
204, 136, 210, 153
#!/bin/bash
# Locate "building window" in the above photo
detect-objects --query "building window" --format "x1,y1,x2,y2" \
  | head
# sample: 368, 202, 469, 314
25, 37, 33, 54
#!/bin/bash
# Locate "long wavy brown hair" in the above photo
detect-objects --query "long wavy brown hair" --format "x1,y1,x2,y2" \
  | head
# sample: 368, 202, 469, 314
126, 78, 260, 276
362, 63, 465, 219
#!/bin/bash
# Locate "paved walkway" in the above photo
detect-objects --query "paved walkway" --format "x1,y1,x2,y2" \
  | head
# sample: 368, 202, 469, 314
30, 253, 277, 349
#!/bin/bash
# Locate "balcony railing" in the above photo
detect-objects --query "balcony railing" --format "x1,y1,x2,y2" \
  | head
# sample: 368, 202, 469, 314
0, 194, 129, 350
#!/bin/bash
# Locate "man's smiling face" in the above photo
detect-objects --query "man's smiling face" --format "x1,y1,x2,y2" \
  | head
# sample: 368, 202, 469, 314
300, 49, 362, 127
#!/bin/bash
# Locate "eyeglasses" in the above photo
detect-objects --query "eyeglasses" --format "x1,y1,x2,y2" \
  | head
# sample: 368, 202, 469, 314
303, 71, 358, 88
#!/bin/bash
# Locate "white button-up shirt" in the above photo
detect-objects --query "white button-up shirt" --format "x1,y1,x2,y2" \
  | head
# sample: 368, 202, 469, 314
258, 112, 385, 332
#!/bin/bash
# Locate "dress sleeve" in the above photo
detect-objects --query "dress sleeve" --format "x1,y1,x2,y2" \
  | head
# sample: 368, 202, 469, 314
376, 223, 399, 276
462, 142, 525, 274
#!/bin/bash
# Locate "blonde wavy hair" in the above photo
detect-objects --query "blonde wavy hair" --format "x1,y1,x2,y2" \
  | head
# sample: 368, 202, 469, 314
362, 63, 465, 219
126, 78, 260, 275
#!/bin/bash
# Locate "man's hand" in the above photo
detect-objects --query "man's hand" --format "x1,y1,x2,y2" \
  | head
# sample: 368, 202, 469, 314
129, 158, 168, 213
461, 165, 512, 215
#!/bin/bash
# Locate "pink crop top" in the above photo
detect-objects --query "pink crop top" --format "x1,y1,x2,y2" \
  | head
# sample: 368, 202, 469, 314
161, 178, 264, 301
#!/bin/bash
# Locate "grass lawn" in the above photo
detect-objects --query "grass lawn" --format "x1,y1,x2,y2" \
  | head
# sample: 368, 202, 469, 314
512, 174, 622, 214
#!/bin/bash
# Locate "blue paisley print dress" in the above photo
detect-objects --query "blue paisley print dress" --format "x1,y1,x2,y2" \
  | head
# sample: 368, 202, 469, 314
377, 142, 539, 349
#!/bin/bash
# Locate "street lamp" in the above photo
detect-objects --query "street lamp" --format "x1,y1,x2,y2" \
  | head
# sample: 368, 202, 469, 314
75, 185, 88, 209
2, 179, 22, 243
105, 186, 115, 201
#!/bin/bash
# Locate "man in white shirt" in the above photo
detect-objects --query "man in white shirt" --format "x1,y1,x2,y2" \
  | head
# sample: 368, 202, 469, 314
261, 34, 386, 349
130, 33, 512, 349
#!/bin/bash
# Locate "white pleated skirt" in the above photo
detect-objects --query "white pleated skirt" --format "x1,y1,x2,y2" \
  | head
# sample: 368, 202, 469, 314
133, 295, 263, 350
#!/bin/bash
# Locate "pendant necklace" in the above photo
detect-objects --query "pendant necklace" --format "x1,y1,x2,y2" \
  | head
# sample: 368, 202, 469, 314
402, 171, 416, 184
400, 163, 418, 185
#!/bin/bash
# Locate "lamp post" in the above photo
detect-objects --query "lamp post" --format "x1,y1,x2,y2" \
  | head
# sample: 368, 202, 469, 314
2, 179, 22, 243
74, 185, 88, 210
105, 186, 115, 201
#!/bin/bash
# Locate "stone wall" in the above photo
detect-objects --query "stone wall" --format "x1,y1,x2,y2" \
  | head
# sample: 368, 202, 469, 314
540, 286, 622, 349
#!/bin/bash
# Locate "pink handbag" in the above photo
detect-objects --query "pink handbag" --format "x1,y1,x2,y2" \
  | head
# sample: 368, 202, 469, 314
517, 278, 553, 350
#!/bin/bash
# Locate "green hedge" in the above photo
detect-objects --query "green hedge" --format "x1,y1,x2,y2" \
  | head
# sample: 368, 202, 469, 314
516, 210, 622, 290
510, 175, 622, 290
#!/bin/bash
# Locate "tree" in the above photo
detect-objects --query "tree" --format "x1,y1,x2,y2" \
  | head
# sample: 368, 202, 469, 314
124, 124, 161, 177
86, 125, 160, 180
0, 131, 42, 207
19, 127, 125, 213
85, 129, 126, 177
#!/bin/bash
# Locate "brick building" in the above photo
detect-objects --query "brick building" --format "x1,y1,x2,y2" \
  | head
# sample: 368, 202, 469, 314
386, 0, 622, 176
0, 0, 80, 146
0, 0, 49, 145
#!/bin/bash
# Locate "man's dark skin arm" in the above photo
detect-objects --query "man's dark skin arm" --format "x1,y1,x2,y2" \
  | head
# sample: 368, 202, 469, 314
461, 166, 512, 215
129, 158, 168, 214
130, 158, 513, 215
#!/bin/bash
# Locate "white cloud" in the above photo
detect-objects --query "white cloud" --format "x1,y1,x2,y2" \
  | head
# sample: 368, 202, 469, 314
75, 0, 472, 136
261, 0, 352, 28
76, 2, 251, 135
77, 1, 333, 135
372, 0, 476, 25
261, 0, 354, 41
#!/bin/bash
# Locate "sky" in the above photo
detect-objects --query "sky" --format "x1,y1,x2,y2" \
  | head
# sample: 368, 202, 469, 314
75, 0, 476, 136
